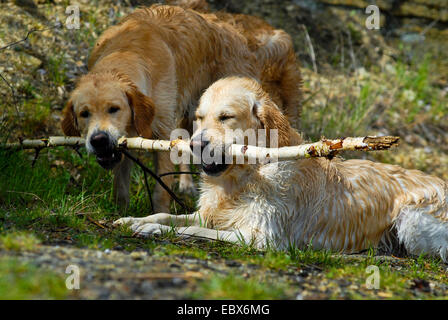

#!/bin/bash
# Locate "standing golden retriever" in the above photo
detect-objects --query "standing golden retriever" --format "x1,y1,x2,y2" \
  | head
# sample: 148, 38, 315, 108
116, 77, 448, 262
61, 4, 302, 212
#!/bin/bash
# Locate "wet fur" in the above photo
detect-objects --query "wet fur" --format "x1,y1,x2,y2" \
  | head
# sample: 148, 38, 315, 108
62, 3, 302, 211
117, 77, 448, 262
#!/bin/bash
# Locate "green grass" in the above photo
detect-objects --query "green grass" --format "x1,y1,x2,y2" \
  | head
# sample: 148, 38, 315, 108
47, 54, 67, 86
302, 54, 448, 142
0, 232, 40, 251
0, 257, 69, 299
0, 147, 447, 299
388, 56, 447, 125
303, 81, 379, 140
193, 273, 287, 299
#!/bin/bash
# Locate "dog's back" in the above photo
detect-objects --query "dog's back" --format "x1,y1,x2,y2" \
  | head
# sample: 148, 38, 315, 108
209, 12, 302, 129
237, 156, 448, 259
89, 5, 260, 112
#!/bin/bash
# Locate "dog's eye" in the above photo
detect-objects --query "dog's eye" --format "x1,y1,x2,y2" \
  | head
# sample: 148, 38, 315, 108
219, 114, 234, 122
108, 106, 120, 114
80, 110, 90, 118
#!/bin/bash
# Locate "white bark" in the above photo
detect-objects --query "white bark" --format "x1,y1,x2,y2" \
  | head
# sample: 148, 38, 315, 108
1, 136, 399, 161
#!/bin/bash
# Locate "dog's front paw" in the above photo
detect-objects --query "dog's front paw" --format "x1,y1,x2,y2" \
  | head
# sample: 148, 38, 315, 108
113, 216, 144, 227
133, 223, 171, 237
113, 213, 173, 230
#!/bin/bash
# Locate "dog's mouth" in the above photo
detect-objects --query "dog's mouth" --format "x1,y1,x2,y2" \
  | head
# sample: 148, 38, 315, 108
201, 161, 229, 176
96, 150, 122, 169
200, 145, 230, 176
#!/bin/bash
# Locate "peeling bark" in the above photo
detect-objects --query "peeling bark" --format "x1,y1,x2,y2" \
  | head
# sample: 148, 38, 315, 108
1, 135, 400, 161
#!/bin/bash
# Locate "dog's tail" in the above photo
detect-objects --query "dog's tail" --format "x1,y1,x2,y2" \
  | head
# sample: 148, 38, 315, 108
252, 29, 303, 130
253, 29, 295, 66
392, 176, 448, 262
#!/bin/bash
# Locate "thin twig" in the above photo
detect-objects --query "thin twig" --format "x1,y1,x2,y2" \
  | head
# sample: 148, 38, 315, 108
301, 24, 317, 74
72, 146, 83, 159
86, 215, 106, 229
0, 24, 61, 51
159, 171, 199, 178
31, 148, 41, 167
142, 168, 155, 215
0, 23, 62, 119
0, 72, 20, 117
121, 149, 191, 214
420, 19, 438, 37
346, 30, 358, 71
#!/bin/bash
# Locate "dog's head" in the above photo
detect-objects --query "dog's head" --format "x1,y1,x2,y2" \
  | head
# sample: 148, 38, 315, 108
190, 76, 294, 177
61, 71, 155, 169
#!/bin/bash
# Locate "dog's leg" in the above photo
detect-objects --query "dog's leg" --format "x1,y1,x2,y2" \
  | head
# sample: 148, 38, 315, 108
153, 151, 175, 213
176, 226, 253, 244
178, 163, 197, 195
131, 223, 254, 245
114, 212, 253, 245
113, 155, 133, 209
114, 212, 203, 228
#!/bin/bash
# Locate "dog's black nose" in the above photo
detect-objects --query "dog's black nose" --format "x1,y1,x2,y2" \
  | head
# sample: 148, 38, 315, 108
190, 137, 209, 152
90, 131, 109, 150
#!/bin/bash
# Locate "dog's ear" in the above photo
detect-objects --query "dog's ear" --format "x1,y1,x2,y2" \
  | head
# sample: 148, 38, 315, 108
61, 100, 80, 136
253, 100, 292, 147
126, 87, 155, 138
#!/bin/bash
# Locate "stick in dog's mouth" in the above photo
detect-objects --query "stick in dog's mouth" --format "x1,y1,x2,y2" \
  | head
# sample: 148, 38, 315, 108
199, 143, 231, 176
95, 150, 122, 169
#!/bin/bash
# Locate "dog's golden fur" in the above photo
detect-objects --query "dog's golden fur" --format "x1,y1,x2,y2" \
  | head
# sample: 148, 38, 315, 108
116, 77, 448, 261
61, 3, 302, 211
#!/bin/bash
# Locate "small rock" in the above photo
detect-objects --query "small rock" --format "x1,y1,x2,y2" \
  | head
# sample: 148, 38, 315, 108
411, 279, 431, 293
172, 278, 187, 286
295, 276, 306, 284
225, 260, 241, 267
57, 86, 65, 97
298, 269, 309, 278
295, 293, 304, 300
130, 251, 147, 260
377, 291, 393, 298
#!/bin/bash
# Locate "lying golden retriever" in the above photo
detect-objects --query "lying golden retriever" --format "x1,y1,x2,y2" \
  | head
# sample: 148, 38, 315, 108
116, 77, 448, 261
61, 4, 302, 212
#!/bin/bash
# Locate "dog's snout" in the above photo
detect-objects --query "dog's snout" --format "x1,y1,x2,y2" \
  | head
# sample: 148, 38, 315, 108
90, 131, 110, 150
89, 130, 121, 169
190, 137, 209, 152
190, 131, 210, 152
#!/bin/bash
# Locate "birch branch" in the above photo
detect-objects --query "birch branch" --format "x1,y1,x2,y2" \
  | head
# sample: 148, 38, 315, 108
230, 136, 400, 161
1, 135, 399, 161
2, 136, 86, 150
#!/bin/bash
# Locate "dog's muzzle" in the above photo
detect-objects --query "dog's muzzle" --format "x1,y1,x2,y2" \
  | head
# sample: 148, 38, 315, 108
190, 135, 229, 176
89, 131, 122, 170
